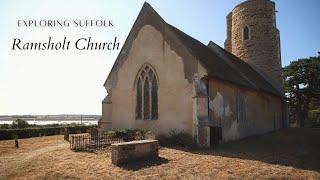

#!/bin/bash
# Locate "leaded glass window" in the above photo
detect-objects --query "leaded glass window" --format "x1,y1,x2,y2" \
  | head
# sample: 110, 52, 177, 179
151, 75, 158, 119
143, 77, 150, 119
136, 65, 158, 120
136, 78, 142, 119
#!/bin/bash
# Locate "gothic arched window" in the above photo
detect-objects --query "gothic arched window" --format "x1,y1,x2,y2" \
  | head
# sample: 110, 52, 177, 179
243, 26, 250, 41
136, 65, 158, 120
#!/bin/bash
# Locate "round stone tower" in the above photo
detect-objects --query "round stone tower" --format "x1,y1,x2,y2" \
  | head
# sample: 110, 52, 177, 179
225, 0, 283, 90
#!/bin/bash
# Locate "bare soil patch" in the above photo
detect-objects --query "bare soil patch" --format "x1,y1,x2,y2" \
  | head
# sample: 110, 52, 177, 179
0, 128, 319, 179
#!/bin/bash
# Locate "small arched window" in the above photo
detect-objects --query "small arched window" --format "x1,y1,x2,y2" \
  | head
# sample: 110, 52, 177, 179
243, 26, 250, 41
136, 64, 158, 120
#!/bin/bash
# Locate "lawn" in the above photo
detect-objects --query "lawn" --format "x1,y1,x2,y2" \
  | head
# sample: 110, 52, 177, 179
0, 128, 319, 179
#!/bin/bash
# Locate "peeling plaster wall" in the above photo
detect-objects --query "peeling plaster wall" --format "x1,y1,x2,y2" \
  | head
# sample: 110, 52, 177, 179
208, 79, 283, 142
101, 25, 206, 135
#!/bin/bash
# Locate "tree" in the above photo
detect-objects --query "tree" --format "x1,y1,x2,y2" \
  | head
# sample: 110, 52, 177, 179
12, 119, 29, 129
284, 56, 320, 127
0, 124, 10, 129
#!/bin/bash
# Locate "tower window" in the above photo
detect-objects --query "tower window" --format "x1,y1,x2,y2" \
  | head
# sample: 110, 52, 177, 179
243, 26, 250, 41
136, 64, 158, 120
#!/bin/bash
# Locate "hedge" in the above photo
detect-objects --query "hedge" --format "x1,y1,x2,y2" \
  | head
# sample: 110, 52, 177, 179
0, 126, 95, 140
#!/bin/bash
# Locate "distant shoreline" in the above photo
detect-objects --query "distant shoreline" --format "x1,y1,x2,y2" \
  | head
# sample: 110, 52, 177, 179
0, 120, 98, 125
0, 115, 100, 125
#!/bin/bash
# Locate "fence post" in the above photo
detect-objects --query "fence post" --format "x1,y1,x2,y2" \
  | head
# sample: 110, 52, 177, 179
64, 127, 69, 141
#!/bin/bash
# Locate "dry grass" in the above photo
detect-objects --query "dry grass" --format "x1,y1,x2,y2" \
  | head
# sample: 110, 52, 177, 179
0, 128, 319, 179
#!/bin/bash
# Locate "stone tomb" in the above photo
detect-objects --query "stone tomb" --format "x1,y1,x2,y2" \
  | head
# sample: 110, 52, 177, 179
111, 140, 158, 165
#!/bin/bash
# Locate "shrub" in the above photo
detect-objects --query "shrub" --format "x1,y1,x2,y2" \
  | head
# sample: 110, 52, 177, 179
115, 129, 130, 138
308, 109, 320, 127
73, 147, 86, 152
0, 124, 10, 129
135, 129, 148, 140
102, 129, 148, 140
105, 131, 116, 138
157, 130, 194, 148
12, 119, 29, 129
87, 127, 99, 136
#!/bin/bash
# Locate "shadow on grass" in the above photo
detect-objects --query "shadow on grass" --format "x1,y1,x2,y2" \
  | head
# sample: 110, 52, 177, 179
170, 128, 320, 172
118, 156, 170, 171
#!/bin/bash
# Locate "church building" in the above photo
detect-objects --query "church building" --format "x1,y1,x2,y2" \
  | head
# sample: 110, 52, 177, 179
99, 0, 287, 147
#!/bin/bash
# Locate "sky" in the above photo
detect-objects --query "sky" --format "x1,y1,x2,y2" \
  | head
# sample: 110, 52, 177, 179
0, 0, 319, 115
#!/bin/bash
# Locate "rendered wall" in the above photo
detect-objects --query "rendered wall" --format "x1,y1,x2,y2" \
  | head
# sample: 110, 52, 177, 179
208, 79, 284, 142
101, 25, 206, 135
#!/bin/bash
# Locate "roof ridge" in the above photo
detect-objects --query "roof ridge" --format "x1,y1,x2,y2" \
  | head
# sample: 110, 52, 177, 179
207, 41, 258, 89
104, 2, 167, 87
247, 63, 284, 95
207, 41, 283, 96
168, 24, 258, 90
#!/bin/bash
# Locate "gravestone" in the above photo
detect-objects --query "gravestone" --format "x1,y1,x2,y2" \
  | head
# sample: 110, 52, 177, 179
111, 140, 158, 165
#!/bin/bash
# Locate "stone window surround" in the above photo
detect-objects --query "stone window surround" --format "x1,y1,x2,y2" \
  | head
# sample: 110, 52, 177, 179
242, 25, 250, 41
135, 63, 159, 120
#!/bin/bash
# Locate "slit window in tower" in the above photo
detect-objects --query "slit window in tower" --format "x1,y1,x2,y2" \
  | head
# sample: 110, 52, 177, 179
243, 26, 250, 41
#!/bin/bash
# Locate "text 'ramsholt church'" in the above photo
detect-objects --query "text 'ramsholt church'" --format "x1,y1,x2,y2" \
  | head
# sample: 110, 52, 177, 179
99, 0, 287, 147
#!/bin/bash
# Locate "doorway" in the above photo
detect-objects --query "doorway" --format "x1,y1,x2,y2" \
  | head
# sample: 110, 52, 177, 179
210, 126, 222, 149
